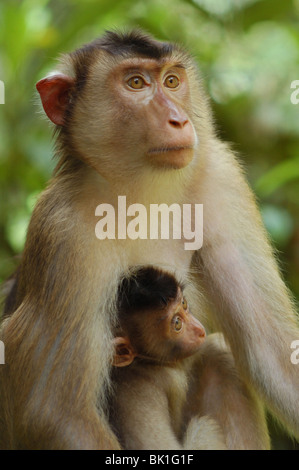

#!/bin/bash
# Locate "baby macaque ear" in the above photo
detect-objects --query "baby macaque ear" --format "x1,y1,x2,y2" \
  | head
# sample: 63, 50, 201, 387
112, 337, 136, 368
36, 74, 75, 126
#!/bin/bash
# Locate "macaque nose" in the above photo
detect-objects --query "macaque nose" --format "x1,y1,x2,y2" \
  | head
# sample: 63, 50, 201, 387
195, 319, 206, 338
167, 103, 189, 129
197, 324, 206, 338
168, 117, 189, 129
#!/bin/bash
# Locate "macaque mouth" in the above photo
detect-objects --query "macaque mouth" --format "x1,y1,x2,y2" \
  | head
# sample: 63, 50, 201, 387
147, 145, 193, 155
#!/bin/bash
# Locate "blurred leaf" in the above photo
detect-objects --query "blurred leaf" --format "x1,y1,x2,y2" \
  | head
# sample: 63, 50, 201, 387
6, 210, 30, 253
255, 157, 299, 197
261, 204, 294, 247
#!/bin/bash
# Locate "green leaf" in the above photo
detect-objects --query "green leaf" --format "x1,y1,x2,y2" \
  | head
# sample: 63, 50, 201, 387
255, 157, 299, 197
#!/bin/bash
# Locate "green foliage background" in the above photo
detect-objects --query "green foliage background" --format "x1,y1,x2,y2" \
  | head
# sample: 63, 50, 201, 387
0, 0, 298, 450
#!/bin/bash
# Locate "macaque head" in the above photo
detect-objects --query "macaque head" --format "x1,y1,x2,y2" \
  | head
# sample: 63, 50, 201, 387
113, 266, 206, 367
36, 31, 212, 178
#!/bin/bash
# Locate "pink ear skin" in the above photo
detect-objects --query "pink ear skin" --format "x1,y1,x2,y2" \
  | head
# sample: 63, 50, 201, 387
112, 337, 136, 368
36, 74, 75, 126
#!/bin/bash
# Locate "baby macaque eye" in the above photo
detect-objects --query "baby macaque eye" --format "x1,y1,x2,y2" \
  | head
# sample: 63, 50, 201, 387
172, 315, 183, 331
182, 297, 188, 310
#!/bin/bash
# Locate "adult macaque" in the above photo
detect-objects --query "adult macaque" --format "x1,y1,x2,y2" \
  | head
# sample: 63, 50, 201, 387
110, 265, 226, 450
0, 30, 298, 450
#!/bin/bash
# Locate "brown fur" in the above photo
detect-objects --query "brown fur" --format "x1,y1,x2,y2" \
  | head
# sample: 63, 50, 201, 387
1, 30, 298, 449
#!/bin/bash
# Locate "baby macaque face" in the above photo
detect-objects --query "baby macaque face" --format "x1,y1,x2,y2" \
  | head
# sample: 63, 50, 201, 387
113, 288, 206, 367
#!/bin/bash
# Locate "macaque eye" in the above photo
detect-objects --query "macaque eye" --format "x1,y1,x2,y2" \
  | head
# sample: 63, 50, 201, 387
172, 315, 183, 332
164, 75, 180, 89
127, 76, 146, 89
182, 297, 188, 310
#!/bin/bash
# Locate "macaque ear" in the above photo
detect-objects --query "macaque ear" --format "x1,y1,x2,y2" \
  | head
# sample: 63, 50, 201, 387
36, 74, 75, 126
112, 337, 136, 368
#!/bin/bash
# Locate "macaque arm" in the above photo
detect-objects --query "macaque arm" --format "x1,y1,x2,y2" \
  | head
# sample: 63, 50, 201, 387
113, 378, 183, 450
197, 141, 299, 437
184, 416, 227, 450
0, 194, 122, 449
185, 334, 270, 450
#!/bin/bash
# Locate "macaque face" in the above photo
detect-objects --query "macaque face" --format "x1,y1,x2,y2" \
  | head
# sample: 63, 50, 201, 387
155, 289, 206, 360
70, 55, 198, 175
113, 288, 206, 367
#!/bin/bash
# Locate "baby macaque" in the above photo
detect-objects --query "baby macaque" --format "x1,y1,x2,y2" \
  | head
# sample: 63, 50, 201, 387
109, 266, 226, 450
